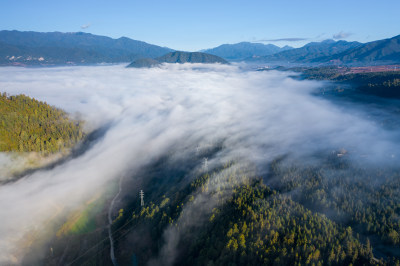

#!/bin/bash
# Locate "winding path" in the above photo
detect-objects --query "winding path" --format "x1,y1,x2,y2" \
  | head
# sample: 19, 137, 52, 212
107, 176, 123, 266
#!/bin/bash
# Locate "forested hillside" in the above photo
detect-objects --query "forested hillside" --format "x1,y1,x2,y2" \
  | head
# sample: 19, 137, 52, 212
274, 66, 400, 99
126, 173, 376, 265
45, 153, 400, 265
0, 93, 84, 154
122, 164, 399, 265
127, 51, 229, 68
334, 72, 400, 98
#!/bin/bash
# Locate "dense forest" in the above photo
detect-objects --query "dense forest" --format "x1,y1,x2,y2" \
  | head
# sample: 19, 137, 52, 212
119, 162, 399, 265
126, 174, 375, 266
41, 151, 400, 266
334, 72, 400, 99
0, 92, 84, 154
282, 66, 400, 99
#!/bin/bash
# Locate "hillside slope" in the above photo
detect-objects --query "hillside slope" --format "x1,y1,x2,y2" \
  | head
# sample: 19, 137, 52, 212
256, 40, 361, 63
326, 35, 400, 63
0, 30, 173, 65
203, 42, 292, 61
0, 93, 83, 154
127, 51, 229, 68
156, 51, 228, 64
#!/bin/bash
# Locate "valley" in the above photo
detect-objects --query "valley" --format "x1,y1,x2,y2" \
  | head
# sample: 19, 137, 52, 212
2, 0, 400, 265
1, 63, 399, 265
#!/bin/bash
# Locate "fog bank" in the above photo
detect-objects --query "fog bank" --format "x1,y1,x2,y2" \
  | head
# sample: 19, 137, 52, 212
0, 64, 399, 264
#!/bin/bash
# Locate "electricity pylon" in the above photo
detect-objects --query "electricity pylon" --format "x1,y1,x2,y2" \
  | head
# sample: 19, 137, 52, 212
140, 190, 144, 207
203, 157, 208, 172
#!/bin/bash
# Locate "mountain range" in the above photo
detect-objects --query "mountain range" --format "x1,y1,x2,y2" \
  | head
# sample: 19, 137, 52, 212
0, 30, 400, 66
254, 40, 362, 63
0, 30, 173, 65
325, 34, 400, 63
254, 35, 400, 65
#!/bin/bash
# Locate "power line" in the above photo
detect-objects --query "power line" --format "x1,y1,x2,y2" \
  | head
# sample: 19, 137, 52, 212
68, 178, 192, 265
67, 217, 136, 266
68, 188, 164, 265
80, 220, 138, 266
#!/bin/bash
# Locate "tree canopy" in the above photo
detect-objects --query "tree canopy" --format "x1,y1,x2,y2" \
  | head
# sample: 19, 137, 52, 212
0, 92, 84, 154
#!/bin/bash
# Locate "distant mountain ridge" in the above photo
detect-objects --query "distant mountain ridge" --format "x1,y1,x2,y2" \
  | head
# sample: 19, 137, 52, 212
1, 31, 400, 66
255, 40, 362, 63
127, 51, 228, 68
202, 42, 292, 61
325, 34, 400, 63
252, 35, 400, 65
0, 30, 173, 65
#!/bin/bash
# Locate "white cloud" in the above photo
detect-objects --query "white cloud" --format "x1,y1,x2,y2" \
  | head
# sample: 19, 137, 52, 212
0, 64, 398, 264
80, 24, 90, 30
333, 31, 353, 39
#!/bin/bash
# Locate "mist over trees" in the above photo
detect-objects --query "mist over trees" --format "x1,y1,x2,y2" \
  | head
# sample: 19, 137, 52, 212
0, 65, 399, 265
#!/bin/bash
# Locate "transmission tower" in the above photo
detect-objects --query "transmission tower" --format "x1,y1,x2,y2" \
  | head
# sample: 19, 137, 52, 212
140, 190, 144, 207
203, 157, 208, 171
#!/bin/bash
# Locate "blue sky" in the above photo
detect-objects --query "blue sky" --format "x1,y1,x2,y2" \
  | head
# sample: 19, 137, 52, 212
1, 0, 399, 51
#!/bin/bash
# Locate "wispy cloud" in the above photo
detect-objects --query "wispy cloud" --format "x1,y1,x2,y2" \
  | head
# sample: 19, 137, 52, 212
333, 31, 353, 39
257, 37, 309, 42
80, 23, 91, 30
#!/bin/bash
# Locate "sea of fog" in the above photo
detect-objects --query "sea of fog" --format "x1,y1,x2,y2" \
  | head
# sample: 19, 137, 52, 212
0, 63, 399, 264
